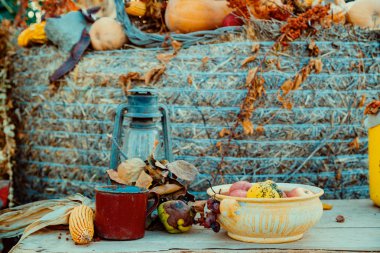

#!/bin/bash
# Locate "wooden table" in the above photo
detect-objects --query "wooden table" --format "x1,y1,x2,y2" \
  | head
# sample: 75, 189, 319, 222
13, 200, 380, 253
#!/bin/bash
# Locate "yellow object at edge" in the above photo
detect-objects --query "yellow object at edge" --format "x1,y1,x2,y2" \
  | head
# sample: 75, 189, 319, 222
369, 124, 380, 207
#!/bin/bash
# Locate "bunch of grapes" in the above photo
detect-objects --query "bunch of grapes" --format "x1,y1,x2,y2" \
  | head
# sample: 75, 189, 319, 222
196, 198, 221, 232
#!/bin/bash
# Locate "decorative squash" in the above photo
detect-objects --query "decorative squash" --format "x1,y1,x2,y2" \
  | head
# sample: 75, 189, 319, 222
165, 0, 232, 33
246, 180, 281, 198
69, 205, 94, 245
17, 21, 47, 47
89, 17, 127, 51
346, 0, 380, 29
126, 1, 147, 17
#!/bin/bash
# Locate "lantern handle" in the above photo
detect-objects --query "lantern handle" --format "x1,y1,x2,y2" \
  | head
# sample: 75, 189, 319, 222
110, 103, 129, 170
159, 104, 173, 162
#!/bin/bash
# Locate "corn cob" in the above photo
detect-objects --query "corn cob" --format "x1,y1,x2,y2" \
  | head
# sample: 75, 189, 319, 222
69, 205, 94, 245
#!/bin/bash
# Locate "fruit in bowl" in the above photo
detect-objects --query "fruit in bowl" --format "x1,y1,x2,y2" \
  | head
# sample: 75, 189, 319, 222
207, 182, 324, 243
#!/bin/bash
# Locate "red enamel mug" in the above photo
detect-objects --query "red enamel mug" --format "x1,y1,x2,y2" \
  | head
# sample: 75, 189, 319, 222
95, 185, 158, 240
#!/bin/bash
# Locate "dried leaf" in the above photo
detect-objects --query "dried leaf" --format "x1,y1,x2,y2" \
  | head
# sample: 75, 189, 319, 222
283, 101, 293, 110
117, 158, 146, 184
293, 74, 303, 90
251, 44, 260, 53
308, 39, 319, 56
166, 160, 198, 182
106, 170, 128, 185
150, 184, 183, 195
276, 59, 282, 70
242, 119, 254, 135
349, 137, 360, 150
219, 128, 231, 138
145, 165, 168, 181
135, 170, 153, 189
201, 57, 209, 65
364, 100, 380, 115
281, 79, 294, 96
241, 54, 257, 67
157, 53, 175, 64
145, 66, 166, 85
313, 58, 323, 74
118, 72, 141, 94
358, 95, 366, 108
256, 125, 265, 134
187, 75, 193, 85
245, 67, 258, 86
171, 40, 182, 53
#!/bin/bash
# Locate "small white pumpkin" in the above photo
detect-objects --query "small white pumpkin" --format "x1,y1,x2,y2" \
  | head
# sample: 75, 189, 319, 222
89, 17, 127, 51
346, 0, 380, 29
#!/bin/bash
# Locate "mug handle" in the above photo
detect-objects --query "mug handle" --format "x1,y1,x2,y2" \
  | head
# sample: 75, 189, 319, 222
147, 192, 159, 217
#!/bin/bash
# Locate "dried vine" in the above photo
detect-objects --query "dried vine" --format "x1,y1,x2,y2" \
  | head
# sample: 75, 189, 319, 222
0, 20, 16, 206
214, 5, 331, 182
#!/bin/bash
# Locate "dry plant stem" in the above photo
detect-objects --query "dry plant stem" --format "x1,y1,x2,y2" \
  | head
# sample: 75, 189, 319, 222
215, 42, 276, 183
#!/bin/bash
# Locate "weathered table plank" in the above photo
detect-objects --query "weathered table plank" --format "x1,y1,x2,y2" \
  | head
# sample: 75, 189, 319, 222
13, 200, 380, 253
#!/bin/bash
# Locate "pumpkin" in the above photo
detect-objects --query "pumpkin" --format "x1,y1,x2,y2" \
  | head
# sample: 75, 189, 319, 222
89, 17, 127, 51
165, 0, 232, 33
17, 21, 47, 47
246, 180, 282, 198
346, 0, 380, 29
69, 205, 94, 245
126, 1, 147, 17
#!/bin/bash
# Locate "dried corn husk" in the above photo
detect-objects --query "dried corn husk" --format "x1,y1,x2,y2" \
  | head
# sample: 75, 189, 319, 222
0, 194, 93, 252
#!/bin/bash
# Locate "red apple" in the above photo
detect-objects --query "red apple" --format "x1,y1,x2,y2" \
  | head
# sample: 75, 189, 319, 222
229, 189, 248, 197
286, 187, 314, 198
222, 12, 244, 27
229, 181, 252, 195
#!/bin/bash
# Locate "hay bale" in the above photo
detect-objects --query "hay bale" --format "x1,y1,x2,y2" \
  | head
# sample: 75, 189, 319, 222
10, 28, 379, 203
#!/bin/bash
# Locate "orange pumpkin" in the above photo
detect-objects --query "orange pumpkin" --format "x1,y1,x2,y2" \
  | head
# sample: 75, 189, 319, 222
346, 0, 380, 29
165, 0, 232, 33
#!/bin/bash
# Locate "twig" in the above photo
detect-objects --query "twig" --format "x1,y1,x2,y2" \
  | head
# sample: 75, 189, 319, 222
283, 132, 336, 182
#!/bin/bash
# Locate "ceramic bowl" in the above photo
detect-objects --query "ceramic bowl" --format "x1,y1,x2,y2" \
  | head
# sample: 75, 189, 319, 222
207, 183, 324, 243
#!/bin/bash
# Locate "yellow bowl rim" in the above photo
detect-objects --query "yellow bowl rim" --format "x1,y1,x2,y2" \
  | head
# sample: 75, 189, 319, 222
207, 183, 324, 203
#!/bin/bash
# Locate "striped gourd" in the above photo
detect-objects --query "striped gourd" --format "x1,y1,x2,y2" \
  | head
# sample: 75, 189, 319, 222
125, 1, 147, 17
69, 205, 94, 245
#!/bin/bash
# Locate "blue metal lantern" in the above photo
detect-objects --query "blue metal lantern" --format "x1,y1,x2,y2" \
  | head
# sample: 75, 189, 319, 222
109, 91, 173, 169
